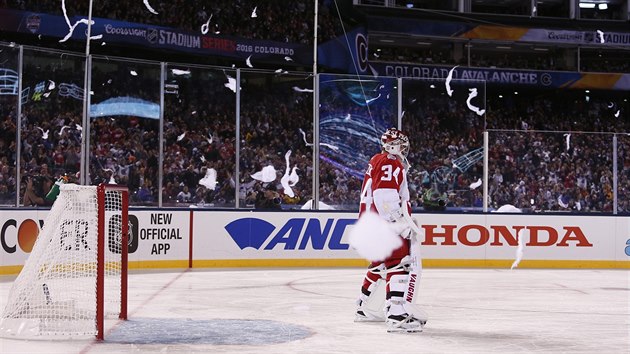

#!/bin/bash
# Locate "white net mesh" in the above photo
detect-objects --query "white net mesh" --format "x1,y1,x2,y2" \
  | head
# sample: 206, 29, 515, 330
0, 184, 126, 339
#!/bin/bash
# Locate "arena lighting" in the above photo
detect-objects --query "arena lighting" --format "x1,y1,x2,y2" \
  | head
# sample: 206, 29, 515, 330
598, 3, 608, 10
579, 3, 596, 8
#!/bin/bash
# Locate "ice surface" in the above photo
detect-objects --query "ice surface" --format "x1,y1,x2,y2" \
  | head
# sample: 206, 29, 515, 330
0, 268, 628, 353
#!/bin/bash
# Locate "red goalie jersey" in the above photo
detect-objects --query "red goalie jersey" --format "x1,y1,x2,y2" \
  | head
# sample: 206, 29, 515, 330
359, 152, 410, 219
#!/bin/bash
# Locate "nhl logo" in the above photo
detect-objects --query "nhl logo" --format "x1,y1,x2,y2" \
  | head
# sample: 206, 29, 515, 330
26, 15, 41, 34
146, 28, 158, 44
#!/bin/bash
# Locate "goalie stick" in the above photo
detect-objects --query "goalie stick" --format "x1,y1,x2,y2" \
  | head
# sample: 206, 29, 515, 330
399, 206, 428, 323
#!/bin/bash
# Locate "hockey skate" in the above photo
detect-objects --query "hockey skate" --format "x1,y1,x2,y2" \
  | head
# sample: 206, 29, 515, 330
386, 313, 425, 333
355, 308, 382, 322
354, 299, 385, 322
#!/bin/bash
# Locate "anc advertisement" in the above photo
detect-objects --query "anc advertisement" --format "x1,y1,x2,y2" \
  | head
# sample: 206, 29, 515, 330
1, 209, 629, 274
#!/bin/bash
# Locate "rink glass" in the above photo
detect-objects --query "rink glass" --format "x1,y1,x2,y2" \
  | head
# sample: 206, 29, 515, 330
0, 43, 19, 206
238, 70, 314, 210
0, 42, 629, 213
317, 73, 398, 210
19, 48, 85, 205
163, 65, 237, 208
401, 77, 486, 210
89, 56, 161, 206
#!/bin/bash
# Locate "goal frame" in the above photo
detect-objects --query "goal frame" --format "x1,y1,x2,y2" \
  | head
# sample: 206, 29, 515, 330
96, 183, 129, 340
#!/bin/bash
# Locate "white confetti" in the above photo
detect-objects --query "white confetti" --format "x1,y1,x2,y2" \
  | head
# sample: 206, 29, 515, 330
171, 68, 191, 76
251, 165, 277, 183
101, 42, 106, 46
130, 70, 138, 76
596, 30, 605, 44
201, 14, 213, 34
615, 110, 620, 118
35, 127, 49, 140
58, 125, 71, 136
48, 80, 56, 91
59, 18, 91, 43
177, 132, 186, 141
300, 199, 335, 210
90, 34, 103, 40
224, 75, 237, 93
563, 133, 571, 151
348, 211, 402, 262
608, 102, 615, 108
365, 94, 381, 105
251, 6, 257, 18
246, 55, 253, 68
199, 168, 218, 190
280, 150, 298, 198
299, 129, 313, 147
75, 123, 82, 131
511, 229, 525, 269
143, 0, 159, 14
466, 88, 485, 116
299, 128, 339, 151
292, 86, 313, 93
61, 0, 71, 28
445, 65, 458, 97
469, 178, 482, 190
284, 56, 293, 61
274, 69, 283, 73
491, 204, 524, 269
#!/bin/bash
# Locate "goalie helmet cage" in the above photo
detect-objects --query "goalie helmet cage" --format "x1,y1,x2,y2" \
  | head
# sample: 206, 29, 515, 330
0, 184, 128, 340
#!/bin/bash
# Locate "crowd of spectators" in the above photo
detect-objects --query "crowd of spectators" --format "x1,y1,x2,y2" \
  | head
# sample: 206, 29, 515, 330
4, 0, 341, 45
1, 48, 629, 213
401, 90, 630, 213
1, 0, 630, 212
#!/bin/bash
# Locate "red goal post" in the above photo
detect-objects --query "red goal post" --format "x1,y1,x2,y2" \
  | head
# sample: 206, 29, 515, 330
97, 184, 129, 340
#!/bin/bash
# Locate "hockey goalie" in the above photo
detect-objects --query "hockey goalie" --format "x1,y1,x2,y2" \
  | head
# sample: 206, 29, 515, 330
351, 128, 427, 333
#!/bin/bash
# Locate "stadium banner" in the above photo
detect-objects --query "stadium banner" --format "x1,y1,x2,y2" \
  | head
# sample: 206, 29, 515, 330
1, 209, 629, 274
317, 27, 370, 75
0, 9, 311, 64
461, 25, 630, 47
369, 62, 630, 90
367, 16, 630, 47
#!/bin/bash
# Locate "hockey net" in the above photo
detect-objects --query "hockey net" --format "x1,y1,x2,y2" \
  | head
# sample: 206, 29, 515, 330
0, 184, 128, 340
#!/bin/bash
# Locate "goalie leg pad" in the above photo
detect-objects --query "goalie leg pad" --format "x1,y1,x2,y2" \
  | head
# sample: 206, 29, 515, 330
385, 274, 425, 333
355, 264, 387, 322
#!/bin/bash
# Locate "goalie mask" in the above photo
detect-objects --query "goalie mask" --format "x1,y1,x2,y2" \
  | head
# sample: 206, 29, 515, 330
381, 128, 410, 159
